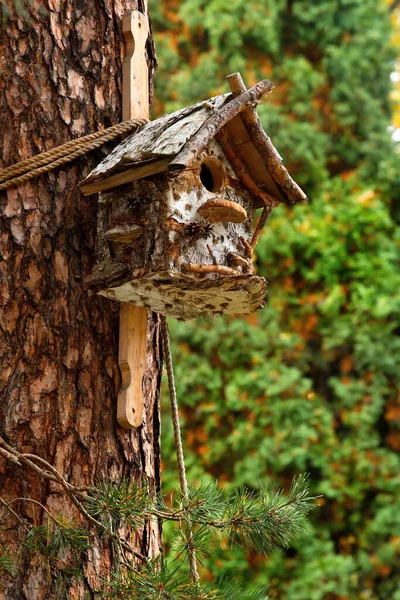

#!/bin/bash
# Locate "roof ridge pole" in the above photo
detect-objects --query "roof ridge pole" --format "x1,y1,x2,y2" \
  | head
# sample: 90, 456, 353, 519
117, 11, 150, 429
168, 78, 274, 171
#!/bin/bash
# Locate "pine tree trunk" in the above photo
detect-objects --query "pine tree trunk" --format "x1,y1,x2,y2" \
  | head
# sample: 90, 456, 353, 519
0, 1, 162, 598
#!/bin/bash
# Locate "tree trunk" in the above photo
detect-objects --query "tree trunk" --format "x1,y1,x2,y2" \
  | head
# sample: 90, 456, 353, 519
0, 1, 162, 598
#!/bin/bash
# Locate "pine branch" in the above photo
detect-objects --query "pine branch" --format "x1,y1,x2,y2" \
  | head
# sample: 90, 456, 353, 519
86, 480, 153, 530
22, 520, 89, 557
0, 438, 89, 495
172, 525, 213, 566
103, 558, 270, 600
155, 476, 318, 556
0, 553, 15, 576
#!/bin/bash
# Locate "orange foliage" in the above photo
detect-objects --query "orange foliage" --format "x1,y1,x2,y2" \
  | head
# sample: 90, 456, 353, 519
340, 170, 357, 182
386, 431, 400, 451
370, 554, 393, 578
243, 313, 259, 326
283, 277, 294, 291
385, 401, 400, 422
340, 356, 353, 374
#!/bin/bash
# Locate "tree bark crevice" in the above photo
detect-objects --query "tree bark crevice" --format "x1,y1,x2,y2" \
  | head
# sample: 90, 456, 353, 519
0, 1, 161, 598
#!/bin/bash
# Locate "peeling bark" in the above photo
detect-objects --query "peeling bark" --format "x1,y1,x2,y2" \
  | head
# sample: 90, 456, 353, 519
0, 1, 162, 598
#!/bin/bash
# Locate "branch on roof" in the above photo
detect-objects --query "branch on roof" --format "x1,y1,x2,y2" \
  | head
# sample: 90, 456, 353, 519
168, 79, 274, 171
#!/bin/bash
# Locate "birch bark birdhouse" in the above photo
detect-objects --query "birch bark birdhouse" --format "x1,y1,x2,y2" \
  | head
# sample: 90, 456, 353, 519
80, 76, 306, 320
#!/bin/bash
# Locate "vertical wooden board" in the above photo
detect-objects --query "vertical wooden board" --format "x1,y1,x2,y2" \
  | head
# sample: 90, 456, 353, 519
118, 10, 150, 429
122, 11, 150, 121
118, 304, 148, 428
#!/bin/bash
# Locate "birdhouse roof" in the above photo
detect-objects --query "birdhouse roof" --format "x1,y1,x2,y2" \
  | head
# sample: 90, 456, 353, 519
80, 78, 306, 206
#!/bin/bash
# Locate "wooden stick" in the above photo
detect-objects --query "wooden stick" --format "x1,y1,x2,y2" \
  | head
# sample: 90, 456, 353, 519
182, 264, 240, 276
226, 72, 258, 124
226, 72, 307, 205
168, 79, 274, 171
117, 11, 150, 429
249, 204, 273, 251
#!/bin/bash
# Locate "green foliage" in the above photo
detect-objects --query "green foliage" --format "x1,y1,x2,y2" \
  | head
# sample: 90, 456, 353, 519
0, 552, 15, 575
104, 558, 270, 599
0, 470, 313, 596
153, 1, 400, 596
157, 475, 316, 558
153, 0, 397, 195
86, 480, 153, 530
84, 475, 313, 596
22, 517, 89, 558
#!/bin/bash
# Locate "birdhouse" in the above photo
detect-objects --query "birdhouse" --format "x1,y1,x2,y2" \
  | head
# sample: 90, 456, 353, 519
80, 76, 306, 320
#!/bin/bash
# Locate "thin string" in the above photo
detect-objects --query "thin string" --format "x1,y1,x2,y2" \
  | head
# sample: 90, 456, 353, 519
160, 315, 200, 583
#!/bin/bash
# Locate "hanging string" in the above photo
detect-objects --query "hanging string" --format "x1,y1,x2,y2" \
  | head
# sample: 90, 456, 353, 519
160, 315, 200, 584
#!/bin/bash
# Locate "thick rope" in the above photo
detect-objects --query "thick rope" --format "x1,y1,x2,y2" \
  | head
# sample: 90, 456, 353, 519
0, 118, 147, 192
160, 315, 200, 584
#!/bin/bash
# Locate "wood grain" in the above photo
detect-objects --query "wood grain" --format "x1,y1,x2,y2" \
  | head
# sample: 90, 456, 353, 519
80, 157, 171, 195
118, 304, 148, 428
118, 10, 151, 430
122, 11, 150, 122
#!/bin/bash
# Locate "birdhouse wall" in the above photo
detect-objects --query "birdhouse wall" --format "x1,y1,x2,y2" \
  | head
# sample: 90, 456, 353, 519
94, 177, 167, 273
85, 139, 266, 319
91, 140, 255, 279
164, 140, 255, 272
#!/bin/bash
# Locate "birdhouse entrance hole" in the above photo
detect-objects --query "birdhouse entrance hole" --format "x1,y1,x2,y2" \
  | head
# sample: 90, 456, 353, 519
200, 158, 225, 192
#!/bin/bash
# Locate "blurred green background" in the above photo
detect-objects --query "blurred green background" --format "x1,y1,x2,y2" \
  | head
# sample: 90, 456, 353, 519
152, 1, 400, 598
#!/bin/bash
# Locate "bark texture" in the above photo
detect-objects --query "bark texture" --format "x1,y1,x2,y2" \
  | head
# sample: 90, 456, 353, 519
0, 1, 161, 598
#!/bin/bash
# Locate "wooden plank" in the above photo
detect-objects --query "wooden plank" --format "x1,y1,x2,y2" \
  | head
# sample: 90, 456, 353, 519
224, 114, 251, 146
122, 11, 149, 121
80, 158, 170, 195
118, 10, 150, 429
216, 128, 276, 209
117, 304, 148, 428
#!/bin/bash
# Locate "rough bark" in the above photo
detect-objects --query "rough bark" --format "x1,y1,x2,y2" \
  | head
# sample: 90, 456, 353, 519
0, 1, 162, 598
